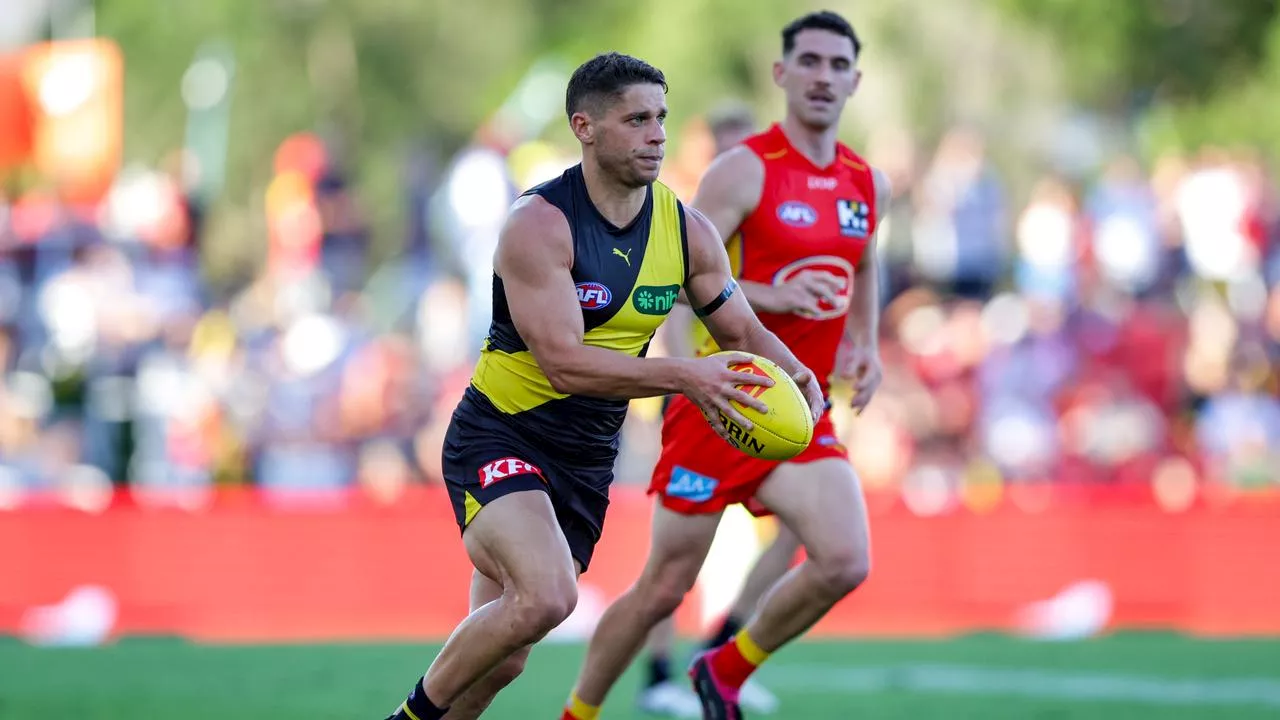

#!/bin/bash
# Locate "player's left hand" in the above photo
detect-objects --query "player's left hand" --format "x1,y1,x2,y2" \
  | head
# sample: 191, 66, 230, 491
837, 343, 882, 414
790, 366, 825, 423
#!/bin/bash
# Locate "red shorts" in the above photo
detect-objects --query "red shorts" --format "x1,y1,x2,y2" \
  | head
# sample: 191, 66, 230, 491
648, 394, 848, 517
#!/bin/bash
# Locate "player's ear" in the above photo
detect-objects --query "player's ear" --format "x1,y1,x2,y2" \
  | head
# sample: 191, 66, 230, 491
772, 59, 785, 87
570, 111, 595, 145
849, 68, 863, 96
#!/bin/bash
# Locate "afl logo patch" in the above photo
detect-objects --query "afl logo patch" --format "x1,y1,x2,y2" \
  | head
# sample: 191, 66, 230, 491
776, 201, 818, 228
576, 282, 612, 310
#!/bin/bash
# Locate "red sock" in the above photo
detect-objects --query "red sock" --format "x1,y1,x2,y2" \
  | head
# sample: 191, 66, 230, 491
707, 629, 770, 689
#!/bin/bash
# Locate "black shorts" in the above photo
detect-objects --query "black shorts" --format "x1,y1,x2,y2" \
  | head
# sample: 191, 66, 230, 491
441, 392, 614, 572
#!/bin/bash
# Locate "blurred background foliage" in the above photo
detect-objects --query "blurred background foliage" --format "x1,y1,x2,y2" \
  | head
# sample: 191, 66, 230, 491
81, 0, 1280, 282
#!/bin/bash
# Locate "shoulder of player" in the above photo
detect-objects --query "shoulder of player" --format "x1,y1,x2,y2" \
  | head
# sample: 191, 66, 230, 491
863, 164, 890, 203
713, 144, 766, 179
870, 166, 891, 207
698, 146, 765, 208
835, 143, 890, 204
679, 202, 717, 241
678, 204, 723, 257
499, 194, 573, 268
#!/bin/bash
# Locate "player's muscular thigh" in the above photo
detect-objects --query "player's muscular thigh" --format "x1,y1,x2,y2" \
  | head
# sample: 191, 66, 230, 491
756, 458, 870, 595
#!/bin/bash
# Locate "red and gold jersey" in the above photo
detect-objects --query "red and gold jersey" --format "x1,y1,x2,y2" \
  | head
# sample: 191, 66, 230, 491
696, 123, 879, 392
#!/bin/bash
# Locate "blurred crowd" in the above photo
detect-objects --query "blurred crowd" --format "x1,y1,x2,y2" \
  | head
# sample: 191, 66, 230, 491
2, 115, 1279, 512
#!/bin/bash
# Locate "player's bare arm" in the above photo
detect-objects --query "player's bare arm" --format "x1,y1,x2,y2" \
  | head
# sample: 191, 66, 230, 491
683, 204, 824, 421
693, 146, 844, 315
838, 166, 890, 411
656, 302, 696, 358
499, 195, 769, 424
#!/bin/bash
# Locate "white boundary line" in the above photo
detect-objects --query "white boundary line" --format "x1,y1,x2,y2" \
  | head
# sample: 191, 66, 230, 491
761, 663, 1280, 709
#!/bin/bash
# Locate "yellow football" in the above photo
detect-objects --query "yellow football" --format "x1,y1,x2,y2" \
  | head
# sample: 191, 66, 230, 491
705, 351, 814, 461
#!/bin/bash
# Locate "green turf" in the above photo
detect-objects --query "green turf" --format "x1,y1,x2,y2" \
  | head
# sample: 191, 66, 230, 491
1, 634, 1278, 719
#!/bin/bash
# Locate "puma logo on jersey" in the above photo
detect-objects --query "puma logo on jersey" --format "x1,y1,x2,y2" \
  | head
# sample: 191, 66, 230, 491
612, 246, 632, 266
478, 457, 544, 489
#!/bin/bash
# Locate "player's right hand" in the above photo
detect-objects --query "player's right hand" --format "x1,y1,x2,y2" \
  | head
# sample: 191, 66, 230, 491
679, 353, 773, 441
773, 271, 844, 316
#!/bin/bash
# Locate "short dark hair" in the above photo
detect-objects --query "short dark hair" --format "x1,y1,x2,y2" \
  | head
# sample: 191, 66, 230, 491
782, 11, 861, 57
565, 52, 668, 120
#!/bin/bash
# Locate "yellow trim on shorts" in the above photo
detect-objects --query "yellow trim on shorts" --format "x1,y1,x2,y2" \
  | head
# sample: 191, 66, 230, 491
464, 491, 483, 526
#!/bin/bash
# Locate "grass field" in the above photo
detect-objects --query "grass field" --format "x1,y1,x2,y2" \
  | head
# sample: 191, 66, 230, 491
2, 633, 1278, 719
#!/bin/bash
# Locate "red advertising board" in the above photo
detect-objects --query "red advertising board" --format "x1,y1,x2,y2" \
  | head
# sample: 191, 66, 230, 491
1, 486, 1277, 642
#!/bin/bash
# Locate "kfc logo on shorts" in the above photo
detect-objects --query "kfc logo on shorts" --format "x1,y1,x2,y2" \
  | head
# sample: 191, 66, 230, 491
478, 457, 544, 489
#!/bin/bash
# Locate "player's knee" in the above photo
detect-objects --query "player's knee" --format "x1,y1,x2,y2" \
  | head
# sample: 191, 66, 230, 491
489, 648, 531, 688
647, 579, 689, 620
814, 548, 870, 598
639, 565, 697, 620
511, 579, 578, 640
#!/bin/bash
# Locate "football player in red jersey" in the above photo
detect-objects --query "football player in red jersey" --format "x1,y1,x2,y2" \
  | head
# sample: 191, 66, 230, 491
636, 103, 795, 718
562, 10, 889, 720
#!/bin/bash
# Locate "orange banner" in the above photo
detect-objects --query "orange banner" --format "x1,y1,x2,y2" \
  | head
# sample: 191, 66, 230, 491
1, 486, 1277, 642
0, 39, 123, 202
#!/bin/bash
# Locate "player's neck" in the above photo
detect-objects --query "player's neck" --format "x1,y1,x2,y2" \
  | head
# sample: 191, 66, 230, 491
581, 160, 647, 229
780, 116, 838, 170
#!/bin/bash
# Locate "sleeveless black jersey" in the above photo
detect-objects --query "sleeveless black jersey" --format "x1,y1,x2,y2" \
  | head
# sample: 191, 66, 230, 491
463, 164, 690, 460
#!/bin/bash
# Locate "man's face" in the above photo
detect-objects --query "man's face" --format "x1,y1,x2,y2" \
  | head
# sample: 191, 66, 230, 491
774, 29, 860, 131
574, 83, 668, 188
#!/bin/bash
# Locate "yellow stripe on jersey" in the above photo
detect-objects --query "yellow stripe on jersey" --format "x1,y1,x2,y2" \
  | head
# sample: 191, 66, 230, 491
470, 340, 565, 416
583, 183, 686, 349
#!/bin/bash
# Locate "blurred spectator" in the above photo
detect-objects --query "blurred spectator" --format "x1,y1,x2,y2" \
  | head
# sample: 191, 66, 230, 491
1014, 175, 1084, 303
1085, 155, 1161, 295
912, 127, 1009, 300
2, 121, 1279, 511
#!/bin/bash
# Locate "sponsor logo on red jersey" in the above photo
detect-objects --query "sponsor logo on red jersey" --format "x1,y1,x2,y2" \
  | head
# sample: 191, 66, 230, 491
773, 255, 855, 320
808, 176, 838, 190
837, 199, 872, 238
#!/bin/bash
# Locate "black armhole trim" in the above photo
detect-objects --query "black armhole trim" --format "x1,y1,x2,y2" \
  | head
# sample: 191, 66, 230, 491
677, 199, 691, 283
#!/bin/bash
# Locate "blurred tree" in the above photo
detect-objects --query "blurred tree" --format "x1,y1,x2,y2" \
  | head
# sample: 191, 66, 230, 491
993, 0, 1280, 114
93, 0, 1280, 286
1140, 9, 1280, 156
